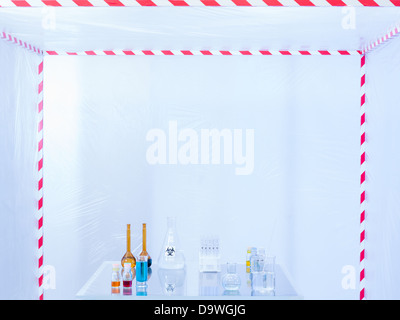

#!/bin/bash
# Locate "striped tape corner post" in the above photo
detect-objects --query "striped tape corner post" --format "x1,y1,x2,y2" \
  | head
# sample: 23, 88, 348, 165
359, 54, 366, 301
0, 0, 400, 6
359, 25, 400, 300
37, 59, 44, 301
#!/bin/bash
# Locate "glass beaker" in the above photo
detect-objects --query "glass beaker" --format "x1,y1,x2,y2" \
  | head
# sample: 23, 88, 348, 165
264, 255, 276, 294
251, 255, 276, 296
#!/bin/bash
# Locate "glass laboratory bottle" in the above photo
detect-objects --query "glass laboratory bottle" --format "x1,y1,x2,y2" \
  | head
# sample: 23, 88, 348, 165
122, 263, 133, 296
257, 248, 266, 270
139, 223, 152, 267
111, 263, 121, 295
158, 216, 185, 269
246, 247, 252, 273
249, 247, 258, 273
121, 224, 136, 269
136, 255, 148, 283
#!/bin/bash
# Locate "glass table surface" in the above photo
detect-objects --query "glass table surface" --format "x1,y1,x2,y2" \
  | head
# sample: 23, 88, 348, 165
76, 261, 301, 300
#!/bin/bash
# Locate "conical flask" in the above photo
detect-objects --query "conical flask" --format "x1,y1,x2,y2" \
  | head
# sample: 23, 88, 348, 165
158, 216, 185, 269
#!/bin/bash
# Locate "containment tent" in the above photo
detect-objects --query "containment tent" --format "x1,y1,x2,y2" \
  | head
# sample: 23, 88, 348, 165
0, 2, 400, 301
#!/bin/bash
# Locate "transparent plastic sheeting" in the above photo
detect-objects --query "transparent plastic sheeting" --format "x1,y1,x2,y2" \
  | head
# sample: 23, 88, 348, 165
1, 7, 400, 51
1, 6, 400, 301
0, 40, 41, 299
42, 54, 360, 300
364, 36, 400, 300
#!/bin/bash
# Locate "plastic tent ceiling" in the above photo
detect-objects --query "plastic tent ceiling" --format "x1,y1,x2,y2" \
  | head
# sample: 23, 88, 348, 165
0, 7, 400, 52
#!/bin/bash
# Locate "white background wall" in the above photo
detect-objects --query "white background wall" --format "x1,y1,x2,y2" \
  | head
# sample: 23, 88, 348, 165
43, 55, 360, 299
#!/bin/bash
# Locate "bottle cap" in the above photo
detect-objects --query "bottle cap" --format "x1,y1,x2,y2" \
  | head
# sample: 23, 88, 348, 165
124, 263, 131, 269
258, 247, 265, 255
251, 247, 257, 254
112, 263, 120, 271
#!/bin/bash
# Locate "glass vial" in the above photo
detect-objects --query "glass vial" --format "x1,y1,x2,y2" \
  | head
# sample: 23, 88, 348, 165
249, 247, 258, 273
136, 255, 148, 296
222, 262, 241, 291
122, 262, 133, 296
158, 216, 185, 269
257, 248, 266, 270
136, 255, 148, 283
111, 263, 121, 295
139, 223, 152, 267
246, 247, 252, 273
121, 224, 136, 269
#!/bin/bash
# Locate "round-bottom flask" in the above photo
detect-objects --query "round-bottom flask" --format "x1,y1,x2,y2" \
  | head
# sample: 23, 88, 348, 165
222, 263, 241, 291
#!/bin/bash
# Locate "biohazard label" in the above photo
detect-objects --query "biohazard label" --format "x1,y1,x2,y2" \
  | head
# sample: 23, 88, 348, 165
165, 246, 176, 257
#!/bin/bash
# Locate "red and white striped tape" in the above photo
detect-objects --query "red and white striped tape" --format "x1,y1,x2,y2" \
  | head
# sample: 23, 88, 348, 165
359, 54, 366, 300
363, 24, 400, 53
45, 49, 362, 56
0, 31, 43, 55
37, 59, 44, 301
0, 0, 399, 6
